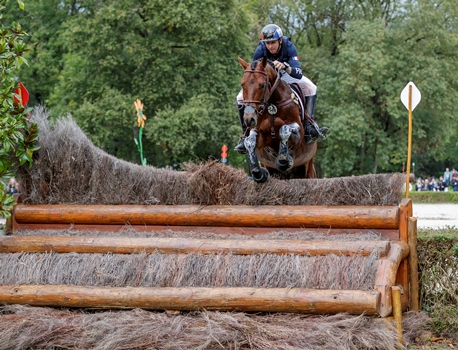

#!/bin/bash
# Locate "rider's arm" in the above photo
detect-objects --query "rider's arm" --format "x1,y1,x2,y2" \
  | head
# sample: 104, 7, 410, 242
285, 42, 303, 80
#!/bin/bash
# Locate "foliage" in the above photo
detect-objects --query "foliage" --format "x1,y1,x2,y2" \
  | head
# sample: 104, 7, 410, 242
257, 0, 458, 177
3, 0, 458, 176
417, 228, 458, 338
0, 0, 38, 218
146, 94, 241, 166
42, 0, 252, 167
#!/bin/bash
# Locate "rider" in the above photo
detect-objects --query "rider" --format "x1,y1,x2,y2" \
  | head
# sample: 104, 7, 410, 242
235, 24, 328, 153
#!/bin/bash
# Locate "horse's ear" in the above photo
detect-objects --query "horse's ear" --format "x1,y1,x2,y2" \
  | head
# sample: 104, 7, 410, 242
238, 56, 249, 70
260, 56, 268, 69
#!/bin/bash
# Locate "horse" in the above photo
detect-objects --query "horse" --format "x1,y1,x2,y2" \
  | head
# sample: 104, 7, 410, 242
237, 56, 317, 183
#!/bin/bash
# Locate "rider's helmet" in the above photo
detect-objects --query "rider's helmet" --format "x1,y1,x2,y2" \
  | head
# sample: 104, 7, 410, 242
260, 24, 283, 42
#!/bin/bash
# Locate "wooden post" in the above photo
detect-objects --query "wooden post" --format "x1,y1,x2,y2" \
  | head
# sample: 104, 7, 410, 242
396, 198, 412, 308
391, 285, 403, 347
374, 241, 410, 317
408, 217, 419, 311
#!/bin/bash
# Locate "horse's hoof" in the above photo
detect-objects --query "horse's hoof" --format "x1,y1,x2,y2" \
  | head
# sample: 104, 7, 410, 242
251, 168, 270, 183
275, 156, 294, 173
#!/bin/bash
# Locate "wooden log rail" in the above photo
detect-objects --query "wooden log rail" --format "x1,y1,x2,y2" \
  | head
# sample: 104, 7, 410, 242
0, 236, 391, 257
0, 285, 381, 316
12, 204, 400, 230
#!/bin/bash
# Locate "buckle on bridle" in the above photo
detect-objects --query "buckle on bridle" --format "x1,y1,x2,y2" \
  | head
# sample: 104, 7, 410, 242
268, 105, 277, 115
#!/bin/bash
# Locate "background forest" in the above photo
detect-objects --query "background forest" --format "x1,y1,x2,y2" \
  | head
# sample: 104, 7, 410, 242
4, 0, 458, 178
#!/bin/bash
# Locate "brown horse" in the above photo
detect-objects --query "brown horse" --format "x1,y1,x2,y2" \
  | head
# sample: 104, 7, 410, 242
238, 56, 317, 183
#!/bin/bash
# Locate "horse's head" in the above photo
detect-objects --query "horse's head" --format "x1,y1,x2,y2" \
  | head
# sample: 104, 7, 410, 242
238, 56, 277, 128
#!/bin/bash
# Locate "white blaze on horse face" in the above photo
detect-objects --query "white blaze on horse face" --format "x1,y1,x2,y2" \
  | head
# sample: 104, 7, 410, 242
244, 105, 257, 127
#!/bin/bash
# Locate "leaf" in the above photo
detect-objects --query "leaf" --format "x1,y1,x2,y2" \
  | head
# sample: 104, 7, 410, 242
17, 0, 25, 11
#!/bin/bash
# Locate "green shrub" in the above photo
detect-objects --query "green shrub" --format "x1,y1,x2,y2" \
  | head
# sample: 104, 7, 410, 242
0, 0, 39, 218
418, 228, 458, 337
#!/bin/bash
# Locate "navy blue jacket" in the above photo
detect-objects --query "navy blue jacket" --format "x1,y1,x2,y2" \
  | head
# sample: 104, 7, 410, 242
252, 37, 303, 80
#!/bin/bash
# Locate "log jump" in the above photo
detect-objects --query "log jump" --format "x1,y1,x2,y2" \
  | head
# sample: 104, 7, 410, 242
2, 198, 417, 318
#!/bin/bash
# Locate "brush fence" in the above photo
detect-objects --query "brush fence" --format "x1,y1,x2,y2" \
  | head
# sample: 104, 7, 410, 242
3, 198, 418, 318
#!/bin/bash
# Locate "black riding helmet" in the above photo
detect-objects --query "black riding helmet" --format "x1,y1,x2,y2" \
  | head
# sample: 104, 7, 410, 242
260, 24, 283, 42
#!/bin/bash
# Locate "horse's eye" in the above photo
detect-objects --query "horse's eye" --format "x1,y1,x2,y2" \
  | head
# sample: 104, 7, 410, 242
260, 83, 266, 89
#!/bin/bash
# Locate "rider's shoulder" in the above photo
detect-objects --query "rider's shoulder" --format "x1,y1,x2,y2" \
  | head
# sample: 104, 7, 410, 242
282, 37, 296, 48
253, 42, 266, 58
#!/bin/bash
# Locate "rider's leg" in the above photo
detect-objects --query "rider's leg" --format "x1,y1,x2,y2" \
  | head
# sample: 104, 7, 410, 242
282, 74, 329, 144
234, 89, 248, 154
234, 104, 248, 154
304, 94, 329, 144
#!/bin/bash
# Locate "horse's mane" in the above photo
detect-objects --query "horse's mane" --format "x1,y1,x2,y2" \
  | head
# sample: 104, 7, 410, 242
250, 58, 277, 80
250, 58, 275, 70
250, 60, 258, 70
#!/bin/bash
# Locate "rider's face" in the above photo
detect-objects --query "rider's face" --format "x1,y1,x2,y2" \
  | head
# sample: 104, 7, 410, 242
265, 39, 281, 55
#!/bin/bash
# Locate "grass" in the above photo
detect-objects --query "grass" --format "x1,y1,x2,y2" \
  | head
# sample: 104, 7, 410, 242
407, 190, 458, 203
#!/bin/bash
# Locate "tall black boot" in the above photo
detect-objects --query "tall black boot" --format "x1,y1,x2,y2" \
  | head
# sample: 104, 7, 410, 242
234, 105, 248, 154
304, 95, 329, 145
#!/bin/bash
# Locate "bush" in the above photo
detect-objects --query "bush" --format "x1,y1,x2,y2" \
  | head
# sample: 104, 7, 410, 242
418, 227, 458, 338
0, 1, 39, 218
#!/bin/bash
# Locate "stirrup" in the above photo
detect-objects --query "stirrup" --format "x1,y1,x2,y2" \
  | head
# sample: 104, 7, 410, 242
318, 126, 329, 140
305, 127, 329, 144
234, 137, 247, 154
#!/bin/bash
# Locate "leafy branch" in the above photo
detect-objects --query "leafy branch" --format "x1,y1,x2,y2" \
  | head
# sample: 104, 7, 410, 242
0, 0, 39, 219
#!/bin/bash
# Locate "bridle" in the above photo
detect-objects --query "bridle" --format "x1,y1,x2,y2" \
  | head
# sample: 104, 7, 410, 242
241, 68, 281, 115
241, 67, 294, 138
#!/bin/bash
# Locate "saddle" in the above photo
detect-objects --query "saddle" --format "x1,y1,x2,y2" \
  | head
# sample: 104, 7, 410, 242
288, 83, 307, 128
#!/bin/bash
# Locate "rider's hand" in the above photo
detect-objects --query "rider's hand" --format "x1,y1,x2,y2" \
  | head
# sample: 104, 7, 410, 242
273, 60, 285, 71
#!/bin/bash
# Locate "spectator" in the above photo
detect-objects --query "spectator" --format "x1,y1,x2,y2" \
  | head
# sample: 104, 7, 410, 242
430, 177, 439, 191
452, 168, 458, 181
444, 168, 451, 187
424, 179, 431, 191
452, 176, 458, 192
4, 178, 18, 194
437, 176, 446, 191
415, 178, 424, 191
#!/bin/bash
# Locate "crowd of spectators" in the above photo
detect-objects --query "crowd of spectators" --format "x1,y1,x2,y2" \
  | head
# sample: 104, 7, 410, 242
415, 168, 458, 192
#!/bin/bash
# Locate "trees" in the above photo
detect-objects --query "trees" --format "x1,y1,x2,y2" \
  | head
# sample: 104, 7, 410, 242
262, 0, 458, 177
45, 0, 252, 166
316, 0, 458, 177
4, 0, 457, 177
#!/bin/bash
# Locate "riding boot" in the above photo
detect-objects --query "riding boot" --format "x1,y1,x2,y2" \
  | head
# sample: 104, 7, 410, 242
234, 105, 248, 154
304, 95, 329, 145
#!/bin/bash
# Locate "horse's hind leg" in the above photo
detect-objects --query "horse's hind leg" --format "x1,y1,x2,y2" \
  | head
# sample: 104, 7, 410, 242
306, 157, 317, 178
244, 130, 270, 183
275, 123, 299, 173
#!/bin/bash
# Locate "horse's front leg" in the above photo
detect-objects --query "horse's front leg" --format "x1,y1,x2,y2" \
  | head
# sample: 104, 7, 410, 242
275, 122, 300, 173
244, 130, 270, 183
